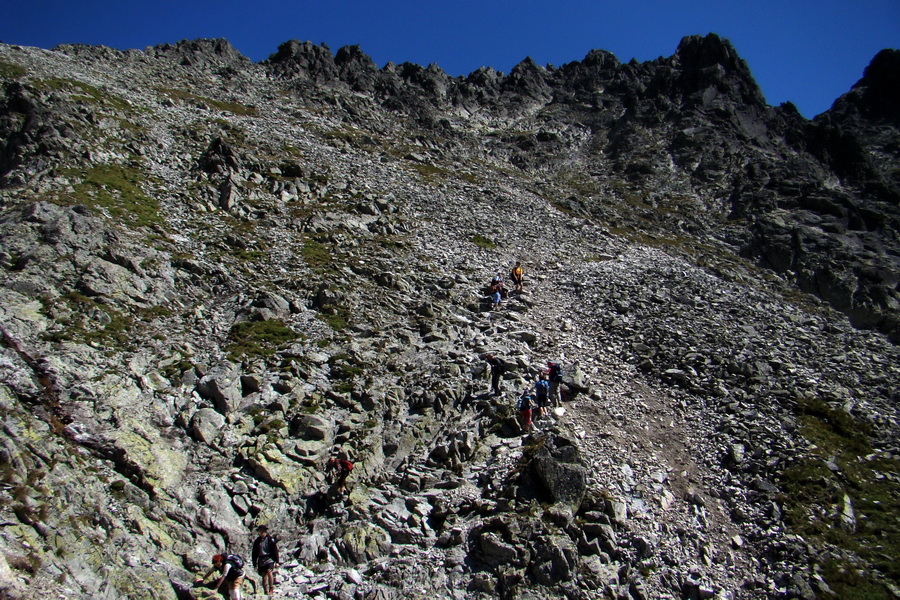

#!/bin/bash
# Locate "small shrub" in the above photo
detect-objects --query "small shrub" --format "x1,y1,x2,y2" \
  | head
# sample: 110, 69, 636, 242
471, 235, 497, 250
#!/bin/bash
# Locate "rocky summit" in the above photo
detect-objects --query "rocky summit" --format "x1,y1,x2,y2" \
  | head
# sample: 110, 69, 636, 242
0, 33, 898, 600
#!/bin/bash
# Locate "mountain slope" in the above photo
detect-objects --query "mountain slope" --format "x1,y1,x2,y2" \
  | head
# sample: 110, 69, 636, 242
0, 35, 898, 600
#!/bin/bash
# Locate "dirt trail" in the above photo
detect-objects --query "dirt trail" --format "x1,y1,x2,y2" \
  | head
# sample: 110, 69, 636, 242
506, 260, 755, 592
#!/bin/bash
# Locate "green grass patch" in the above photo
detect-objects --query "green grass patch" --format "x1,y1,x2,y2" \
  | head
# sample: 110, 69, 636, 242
316, 309, 349, 332
230, 248, 267, 262
157, 87, 257, 116
301, 238, 335, 274
34, 78, 133, 113
0, 60, 26, 79
776, 396, 899, 597
327, 352, 364, 380
471, 235, 497, 250
161, 358, 194, 382
42, 292, 135, 350
820, 558, 894, 600
226, 319, 300, 360
411, 163, 450, 182
57, 164, 162, 229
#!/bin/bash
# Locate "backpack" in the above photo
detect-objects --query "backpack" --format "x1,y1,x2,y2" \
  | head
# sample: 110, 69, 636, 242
225, 554, 244, 578
535, 380, 549, 398
548, 363, 563, 382
517, 394, 534, 411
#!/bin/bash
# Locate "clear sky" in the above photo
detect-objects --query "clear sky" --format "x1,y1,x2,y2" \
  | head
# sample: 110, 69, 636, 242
1, 0, 897, 118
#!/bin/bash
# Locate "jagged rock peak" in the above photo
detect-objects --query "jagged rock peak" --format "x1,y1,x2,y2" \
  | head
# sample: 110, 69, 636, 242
145, 38, 249, 68
264, 39, 339, 81
675, 33, 747, 72
581, 48, 621, 69
334, 44, 376, 69
672, 33, 766, 105
849, 48, 900, 120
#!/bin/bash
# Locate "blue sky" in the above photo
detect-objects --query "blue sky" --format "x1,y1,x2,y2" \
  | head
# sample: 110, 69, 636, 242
2, 0, 897, 118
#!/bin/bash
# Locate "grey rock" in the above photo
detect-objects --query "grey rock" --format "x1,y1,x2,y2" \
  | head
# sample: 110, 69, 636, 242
191, 408, 225, 444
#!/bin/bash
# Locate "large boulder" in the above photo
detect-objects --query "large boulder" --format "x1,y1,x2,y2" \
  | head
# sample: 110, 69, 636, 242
197, 362, 243, 414
529, 435, 588, 514
531, 534, 579, 585
191, 408, 226, 445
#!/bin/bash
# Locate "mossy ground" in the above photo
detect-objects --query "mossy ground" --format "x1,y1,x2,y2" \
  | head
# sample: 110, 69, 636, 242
156, 87, 258, 116
57, 165, 163, 229
777, 397, 899, 598
471, 235, 497, 250
226, 319, 300, 360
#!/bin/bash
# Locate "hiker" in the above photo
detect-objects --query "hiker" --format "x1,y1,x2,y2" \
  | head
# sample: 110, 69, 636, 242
547, 361, 564, 406
534, 374, 550, 421
490, 287, 502, 310
490, 273, 507, 299
483, 353, 505, 396
517, 390, 535, 433
510, 261, 524, 293
252, 524, 280, 595
326, 454, 353, 495
195, 553, 245, 600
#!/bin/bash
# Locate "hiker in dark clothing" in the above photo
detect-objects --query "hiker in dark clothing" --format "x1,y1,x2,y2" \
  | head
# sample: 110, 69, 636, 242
534, 374, 550, 421
547, 361, 563, 407
252, 524, 279, 595
483, 353, 505, 396
326, 455, 353, 495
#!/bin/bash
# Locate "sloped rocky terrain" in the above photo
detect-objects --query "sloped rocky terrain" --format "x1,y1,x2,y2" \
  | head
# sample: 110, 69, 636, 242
0, 34, 897, 600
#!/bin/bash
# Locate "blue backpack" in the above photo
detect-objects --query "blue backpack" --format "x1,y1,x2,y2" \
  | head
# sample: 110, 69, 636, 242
535, 380, 549, 398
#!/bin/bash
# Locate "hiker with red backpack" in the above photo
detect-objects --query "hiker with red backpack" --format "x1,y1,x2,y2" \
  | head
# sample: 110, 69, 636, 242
195, 553, 245, 599
326, 454, 353, 495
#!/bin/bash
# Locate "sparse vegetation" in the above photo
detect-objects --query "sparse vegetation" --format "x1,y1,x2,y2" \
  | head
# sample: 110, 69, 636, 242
316, 308, 349, 331
302, 238, 336, 274
226, 319, 300, 360
471, 234, 497, 249
34, 78, 133, 112
777, 396, 899, 598
0, 60, 26, 79
56, 165, 163, 229
156, 87, 258, 116
41, 292, 136, 350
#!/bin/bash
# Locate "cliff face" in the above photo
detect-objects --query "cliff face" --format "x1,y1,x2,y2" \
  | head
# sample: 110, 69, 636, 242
0, 35, 897, 600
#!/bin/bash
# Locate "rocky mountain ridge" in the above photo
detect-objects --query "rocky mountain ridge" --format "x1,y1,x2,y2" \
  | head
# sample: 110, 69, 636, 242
0, 34, 897, 599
